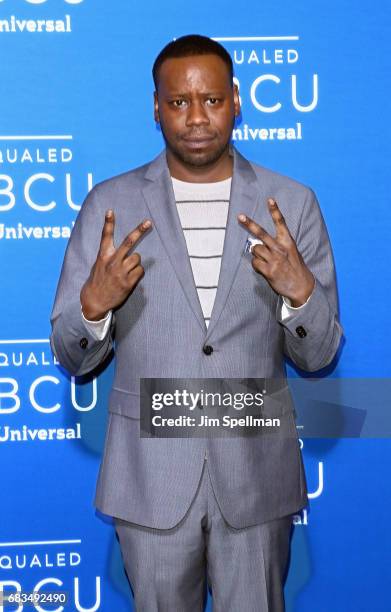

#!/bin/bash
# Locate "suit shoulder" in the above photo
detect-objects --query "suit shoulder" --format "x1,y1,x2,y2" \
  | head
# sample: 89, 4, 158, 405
88, 157, 154, 200
248, 158, 315, 201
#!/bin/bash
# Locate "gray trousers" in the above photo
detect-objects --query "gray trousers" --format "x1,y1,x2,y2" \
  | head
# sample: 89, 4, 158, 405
114, 458, 293, 611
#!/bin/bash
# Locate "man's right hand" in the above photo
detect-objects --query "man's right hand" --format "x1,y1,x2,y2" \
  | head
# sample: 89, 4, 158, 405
80, 210, 152, 321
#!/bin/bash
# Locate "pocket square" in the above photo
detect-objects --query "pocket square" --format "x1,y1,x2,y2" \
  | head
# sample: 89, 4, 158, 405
244, 236, 264, 255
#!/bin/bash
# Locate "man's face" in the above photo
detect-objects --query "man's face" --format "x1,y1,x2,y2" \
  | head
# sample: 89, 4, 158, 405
154, 54, 240, 168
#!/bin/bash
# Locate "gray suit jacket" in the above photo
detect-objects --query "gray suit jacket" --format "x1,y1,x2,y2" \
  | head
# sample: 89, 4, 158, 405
50, 146, 342, 529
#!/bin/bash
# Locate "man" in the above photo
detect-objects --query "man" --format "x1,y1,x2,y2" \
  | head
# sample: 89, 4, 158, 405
50, 34, 342, 611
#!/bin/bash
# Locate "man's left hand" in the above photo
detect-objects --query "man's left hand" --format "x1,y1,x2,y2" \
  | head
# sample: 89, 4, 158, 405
238, 198, 315, 307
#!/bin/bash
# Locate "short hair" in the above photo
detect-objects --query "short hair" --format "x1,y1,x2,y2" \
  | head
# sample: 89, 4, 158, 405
152, 34, 234, 91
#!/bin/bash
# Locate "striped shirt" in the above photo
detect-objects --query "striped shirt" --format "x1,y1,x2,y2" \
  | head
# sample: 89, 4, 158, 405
171, 176, 232, 328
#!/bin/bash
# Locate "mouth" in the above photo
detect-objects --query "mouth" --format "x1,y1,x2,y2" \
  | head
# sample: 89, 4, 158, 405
182, 136, 215, 148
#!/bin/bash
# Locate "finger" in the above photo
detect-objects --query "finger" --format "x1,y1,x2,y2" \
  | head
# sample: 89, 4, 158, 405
267, 198, 291, 238
116, 219, 152, 261
124, 252, 141, 273
127, 264, 145, 288
252, 244, 271, 262
251, 256, 269, 277
99, 209, 115, 255
238, 214, 276, 251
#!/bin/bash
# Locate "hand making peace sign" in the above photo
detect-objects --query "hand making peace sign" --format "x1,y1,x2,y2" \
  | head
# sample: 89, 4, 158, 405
80, 210, 153, 321
238, 198, 315, 307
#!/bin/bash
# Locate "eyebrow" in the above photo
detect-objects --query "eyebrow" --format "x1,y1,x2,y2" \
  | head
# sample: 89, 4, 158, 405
165, 91, 225, 97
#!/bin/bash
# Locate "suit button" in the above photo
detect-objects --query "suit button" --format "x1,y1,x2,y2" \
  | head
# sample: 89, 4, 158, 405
295, 326, 307, 338
203, 344, 213, 355
80, 337, 88, 349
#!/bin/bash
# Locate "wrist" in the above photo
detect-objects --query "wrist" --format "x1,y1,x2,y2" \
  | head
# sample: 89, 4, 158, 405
288, 275, 315, 307
80, 288, 109, 321
289, 296, 308, 308
81, 306, 110, 322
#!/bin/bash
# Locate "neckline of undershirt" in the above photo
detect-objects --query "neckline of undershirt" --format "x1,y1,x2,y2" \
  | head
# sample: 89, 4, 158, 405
171, 176, 232, 196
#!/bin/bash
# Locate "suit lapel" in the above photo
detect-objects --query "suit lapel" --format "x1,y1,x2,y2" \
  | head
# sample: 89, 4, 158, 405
205, 147, 265, 340
141, 151, 207, 333
140, 147, 266, 339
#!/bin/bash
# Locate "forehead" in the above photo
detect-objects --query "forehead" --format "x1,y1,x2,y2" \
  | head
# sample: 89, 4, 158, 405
157, 54, 231, 92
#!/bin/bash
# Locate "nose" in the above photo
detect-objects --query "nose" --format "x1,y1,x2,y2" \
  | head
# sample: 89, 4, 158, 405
185, 100, 210, 127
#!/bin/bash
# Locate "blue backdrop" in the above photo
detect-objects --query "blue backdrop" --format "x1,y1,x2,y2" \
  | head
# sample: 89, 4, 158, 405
1, 1, 390, 610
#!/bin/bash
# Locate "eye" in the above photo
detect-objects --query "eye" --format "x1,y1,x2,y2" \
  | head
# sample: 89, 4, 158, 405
206, 97, 220, 105
171, 99, 187, 108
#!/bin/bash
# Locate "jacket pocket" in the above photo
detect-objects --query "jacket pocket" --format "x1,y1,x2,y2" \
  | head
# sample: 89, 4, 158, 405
261, 384, 295, 418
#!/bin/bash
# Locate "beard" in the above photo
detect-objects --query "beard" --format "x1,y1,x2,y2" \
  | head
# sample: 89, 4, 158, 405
166, 138, 229, 168
161, 121, 234, 169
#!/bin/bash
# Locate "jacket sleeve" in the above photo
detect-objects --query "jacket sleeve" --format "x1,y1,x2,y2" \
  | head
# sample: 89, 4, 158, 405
50, 186, 115, 376
276, 188, 343, 372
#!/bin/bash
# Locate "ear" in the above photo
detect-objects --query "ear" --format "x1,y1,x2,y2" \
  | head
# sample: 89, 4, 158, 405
233, 83, 241, 117
153, 91, 160, 123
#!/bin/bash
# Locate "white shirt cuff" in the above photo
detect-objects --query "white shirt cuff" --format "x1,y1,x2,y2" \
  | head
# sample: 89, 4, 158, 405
280, 291, 313, 321
81, 308, 112, 341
